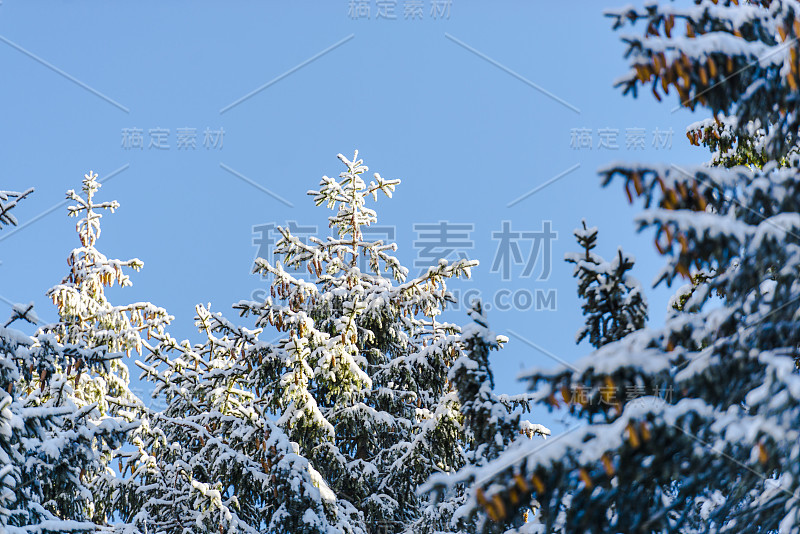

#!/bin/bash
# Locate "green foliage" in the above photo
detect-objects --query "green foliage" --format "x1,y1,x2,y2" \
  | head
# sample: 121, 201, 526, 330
448, 2, 800, 532
565, 221, 647, 349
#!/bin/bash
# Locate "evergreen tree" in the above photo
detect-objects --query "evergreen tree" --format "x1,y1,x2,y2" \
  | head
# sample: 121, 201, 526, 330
120, 152, 541, 533
426, 2, 800, 532
0, 186, 127, 532
455, 301, 549, 469
564, 221, 647, 349
23, 171, 172, 526
37, 171, 171, 417
420, 300, 549, 534
236, 151, 478, 533
115, 304, 359, 534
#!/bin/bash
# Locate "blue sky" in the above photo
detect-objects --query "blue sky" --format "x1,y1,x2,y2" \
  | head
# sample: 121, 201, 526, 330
0, 1, 704, 432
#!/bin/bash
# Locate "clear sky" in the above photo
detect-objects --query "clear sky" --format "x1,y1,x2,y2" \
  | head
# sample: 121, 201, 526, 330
0, 1, 704, 432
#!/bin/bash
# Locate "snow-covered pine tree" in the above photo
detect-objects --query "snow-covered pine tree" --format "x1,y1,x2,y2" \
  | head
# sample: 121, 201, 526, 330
229, 151, 480, 533
115, 302, 361, 534
424, 2, 800, 532
42, 171, 172, 390
454, 301, 550, 473
0, 186, 128, 532
419, 300, 549, 533
564, 221, 647, 349
116, 152, 501, 534
22, 171, 172, 526
0, 315, 131, 533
